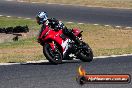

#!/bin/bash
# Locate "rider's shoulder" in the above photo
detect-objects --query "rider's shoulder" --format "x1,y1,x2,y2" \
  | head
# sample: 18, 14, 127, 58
42, 20, 49, 25
48, 18, 58, 21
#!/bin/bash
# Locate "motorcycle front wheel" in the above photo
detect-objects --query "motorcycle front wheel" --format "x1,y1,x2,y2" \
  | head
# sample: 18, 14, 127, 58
43, 43, 62, 64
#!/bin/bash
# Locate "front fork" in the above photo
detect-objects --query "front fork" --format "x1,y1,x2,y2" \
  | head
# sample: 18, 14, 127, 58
49, 41, 61, 54
49, 41, 56, 51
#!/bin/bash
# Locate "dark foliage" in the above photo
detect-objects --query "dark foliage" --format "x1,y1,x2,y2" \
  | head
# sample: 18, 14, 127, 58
0, 25, 29, 34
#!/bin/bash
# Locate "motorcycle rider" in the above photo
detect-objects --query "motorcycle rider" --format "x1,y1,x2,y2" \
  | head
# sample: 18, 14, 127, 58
36, 12, 80, 44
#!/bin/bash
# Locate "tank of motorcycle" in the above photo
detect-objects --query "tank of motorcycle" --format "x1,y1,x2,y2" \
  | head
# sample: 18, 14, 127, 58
72, 28, 82, 36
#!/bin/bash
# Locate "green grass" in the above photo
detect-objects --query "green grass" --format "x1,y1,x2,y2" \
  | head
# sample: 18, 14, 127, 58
0, 37, 36, 48
95, 47, 132, 56
0, 16, 40, 30
0, 16, 43, 62
0, 16, 132, 63
0, 37, 43, 63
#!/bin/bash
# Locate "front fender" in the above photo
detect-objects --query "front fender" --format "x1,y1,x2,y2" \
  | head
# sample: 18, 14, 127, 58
44, 39, 63, 54
49, 41, 55, 51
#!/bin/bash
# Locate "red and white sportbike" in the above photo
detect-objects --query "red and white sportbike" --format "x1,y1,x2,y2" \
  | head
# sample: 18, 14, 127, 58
38, 25, 93, 64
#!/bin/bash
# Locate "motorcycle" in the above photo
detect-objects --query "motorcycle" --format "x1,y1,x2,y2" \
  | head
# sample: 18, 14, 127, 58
38, 25, 93, 64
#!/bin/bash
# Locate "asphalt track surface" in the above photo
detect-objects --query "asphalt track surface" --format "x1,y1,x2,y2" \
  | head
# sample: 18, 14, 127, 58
0, 1, 132, 88
0, 1, 132, 26
0, 56, 132, 88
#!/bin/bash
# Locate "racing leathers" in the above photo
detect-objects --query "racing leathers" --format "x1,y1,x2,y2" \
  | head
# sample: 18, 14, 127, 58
37, 18, 80, 44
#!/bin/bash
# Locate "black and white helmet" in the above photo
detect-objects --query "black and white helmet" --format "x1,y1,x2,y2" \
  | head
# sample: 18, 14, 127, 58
36, 12, 48, 25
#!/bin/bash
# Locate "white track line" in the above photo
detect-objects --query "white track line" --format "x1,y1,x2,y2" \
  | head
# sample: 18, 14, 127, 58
31, 2, 40, 4
17, 17, 22, 19
67, 22, 73, 24
115, 26, 121, 28
25, 18, 31, 20
5, 0, 14, 1
46, 3, 56, 5
0, 54, 132, 65
104, 25, 110, 27
94, 54, 132, 59
10, 0, 132, 10
125, 27, 132, 29
78, 23, 84, 25
93, 24, 99, 26
18, 1, 27, 3
6, 16, 11, 18
0, 63, 21, 65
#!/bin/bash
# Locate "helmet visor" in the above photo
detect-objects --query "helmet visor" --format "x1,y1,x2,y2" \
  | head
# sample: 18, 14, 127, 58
36, 17, 44, 25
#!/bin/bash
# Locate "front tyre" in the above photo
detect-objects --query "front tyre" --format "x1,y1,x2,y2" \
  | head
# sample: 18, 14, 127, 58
77, 42, 93, 62
43, 43, 62, 64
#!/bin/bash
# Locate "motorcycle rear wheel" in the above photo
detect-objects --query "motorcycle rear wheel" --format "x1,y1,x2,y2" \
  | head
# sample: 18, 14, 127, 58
77, 42, 93, 62
43, 43, 62, 64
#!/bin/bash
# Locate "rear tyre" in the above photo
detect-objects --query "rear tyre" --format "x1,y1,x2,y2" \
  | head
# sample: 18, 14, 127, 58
77, 42, 93, 62
43, 43, 62, 64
